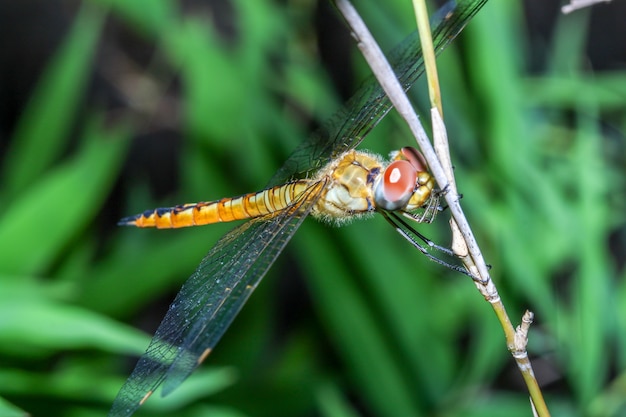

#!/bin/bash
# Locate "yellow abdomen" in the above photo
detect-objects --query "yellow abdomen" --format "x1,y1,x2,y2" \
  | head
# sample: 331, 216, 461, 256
120, 181, 311, 229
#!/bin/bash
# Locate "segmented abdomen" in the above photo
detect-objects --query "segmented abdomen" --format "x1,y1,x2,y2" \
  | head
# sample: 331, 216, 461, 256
120, 180, 311, 228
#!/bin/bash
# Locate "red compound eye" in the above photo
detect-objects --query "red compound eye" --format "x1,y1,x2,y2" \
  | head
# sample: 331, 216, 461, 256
401, 146, 428, 172
374, 160, 417, 211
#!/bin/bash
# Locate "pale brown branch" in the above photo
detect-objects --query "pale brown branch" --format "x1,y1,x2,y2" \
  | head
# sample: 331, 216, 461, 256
332, 0, 551, 415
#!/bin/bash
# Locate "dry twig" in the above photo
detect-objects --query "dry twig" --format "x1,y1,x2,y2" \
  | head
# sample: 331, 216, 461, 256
332, 0, 551, 415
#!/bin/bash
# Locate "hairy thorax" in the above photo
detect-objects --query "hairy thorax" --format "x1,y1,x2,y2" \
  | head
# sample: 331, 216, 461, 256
311, 150, 383, 223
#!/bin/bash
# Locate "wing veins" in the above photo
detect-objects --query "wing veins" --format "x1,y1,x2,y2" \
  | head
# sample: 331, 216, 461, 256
108, 182, 325, 416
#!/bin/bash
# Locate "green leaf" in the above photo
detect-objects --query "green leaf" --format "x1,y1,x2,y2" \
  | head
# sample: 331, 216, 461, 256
0, 118, 128, 276
1, 4, 105, 198
295, 222, 422, 417
0, 397, 27, 417
317, 381, 362, 417
0, 289, 147, 356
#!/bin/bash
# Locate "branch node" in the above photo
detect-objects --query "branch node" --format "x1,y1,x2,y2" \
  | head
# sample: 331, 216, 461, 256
513, 310, 534, 354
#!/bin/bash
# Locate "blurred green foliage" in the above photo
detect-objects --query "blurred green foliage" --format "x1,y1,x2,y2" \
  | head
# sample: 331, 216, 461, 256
1, 1, 625, 417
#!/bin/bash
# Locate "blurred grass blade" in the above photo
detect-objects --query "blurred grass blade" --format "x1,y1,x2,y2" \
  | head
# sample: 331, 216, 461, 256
0, 293, 148, 356
0, 118, 128, 276
1, 4, 105, 198
139, 368, 239, 412
317, 381, 362, 417
0, 397, 26, 417
296, 225, 421, 416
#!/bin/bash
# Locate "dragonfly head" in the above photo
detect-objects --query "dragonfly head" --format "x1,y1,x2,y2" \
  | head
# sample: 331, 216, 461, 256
374, 147, 434, 211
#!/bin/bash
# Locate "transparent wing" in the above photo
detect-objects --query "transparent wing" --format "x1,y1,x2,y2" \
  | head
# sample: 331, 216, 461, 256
269, 0, 488, 186
108, 182, 325, 417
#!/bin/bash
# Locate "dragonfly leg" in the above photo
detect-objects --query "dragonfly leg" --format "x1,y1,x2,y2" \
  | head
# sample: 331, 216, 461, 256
381, 211, 472, 277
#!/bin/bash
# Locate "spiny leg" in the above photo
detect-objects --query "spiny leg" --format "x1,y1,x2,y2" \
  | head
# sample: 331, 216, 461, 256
381, 211, 471, 277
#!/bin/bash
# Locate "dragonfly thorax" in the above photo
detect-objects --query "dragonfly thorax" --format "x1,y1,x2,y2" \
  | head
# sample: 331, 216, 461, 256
311, 147, 435, 224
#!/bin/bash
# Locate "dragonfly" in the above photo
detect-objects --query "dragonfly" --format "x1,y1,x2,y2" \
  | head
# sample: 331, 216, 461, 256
109, 1, 487, 416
